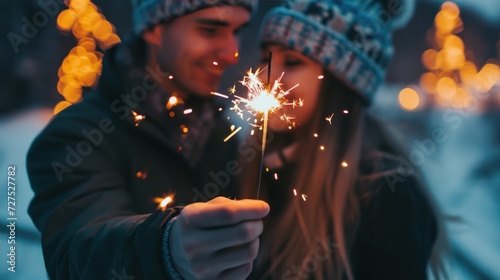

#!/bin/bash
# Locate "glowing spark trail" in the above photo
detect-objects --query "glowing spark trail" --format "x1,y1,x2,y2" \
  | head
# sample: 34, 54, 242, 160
131, 110, 145, 126
325, 113, 334, 125
211, 92, 229, 99
211, 53, 300, 199
223, 126, 242, 142
155, 196, 173, 209
160, 197, 172, 208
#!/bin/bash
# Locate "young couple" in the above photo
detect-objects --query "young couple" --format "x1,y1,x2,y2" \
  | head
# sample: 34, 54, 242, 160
27, 0, 439, 279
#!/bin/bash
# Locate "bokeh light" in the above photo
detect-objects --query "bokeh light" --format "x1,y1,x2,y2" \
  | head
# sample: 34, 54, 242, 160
411, 1, 500, 110
399, 88, 420, 111
55, 0, 121, 114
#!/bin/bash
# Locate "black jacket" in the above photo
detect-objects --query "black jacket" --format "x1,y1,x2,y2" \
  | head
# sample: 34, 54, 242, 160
27, 38, 239, 279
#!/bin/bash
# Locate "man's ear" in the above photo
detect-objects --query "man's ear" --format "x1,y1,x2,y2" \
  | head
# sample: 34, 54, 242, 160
143, 25, 162, 46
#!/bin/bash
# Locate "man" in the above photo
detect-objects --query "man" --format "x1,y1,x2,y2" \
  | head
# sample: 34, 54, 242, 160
27, 0, 269, 279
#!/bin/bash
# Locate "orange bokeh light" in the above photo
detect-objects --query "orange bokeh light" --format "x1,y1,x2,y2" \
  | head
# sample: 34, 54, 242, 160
399, 88, 420, 111
55, 0, 118, 114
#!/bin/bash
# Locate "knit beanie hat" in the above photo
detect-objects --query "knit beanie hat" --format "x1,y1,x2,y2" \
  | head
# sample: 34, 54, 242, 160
132, 0, 258, 34
260, 0, 415, 104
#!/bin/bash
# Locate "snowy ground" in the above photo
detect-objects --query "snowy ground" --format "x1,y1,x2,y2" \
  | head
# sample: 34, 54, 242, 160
0, 108, 52, 280
372, 85, 500, 279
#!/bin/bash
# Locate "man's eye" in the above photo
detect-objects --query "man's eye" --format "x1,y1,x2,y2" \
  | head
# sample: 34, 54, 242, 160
285, 59, 302, 67
199, 27, 217, 35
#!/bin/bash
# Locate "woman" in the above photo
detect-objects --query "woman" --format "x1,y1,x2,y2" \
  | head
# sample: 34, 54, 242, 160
240, 0, 440, 279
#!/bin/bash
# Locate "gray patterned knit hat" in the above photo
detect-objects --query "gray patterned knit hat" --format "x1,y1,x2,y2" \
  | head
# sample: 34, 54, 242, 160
132, 0, 258, 34
260, 0, 415, 104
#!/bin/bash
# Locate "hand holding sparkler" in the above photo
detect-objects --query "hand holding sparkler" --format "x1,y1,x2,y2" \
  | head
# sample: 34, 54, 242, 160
168, 197, 269, 280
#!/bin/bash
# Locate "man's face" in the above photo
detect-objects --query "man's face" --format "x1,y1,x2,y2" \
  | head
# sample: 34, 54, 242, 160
149, 6, 250, 98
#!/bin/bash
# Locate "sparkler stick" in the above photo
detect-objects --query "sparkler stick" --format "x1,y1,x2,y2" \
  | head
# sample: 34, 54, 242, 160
256, 52, 273, 199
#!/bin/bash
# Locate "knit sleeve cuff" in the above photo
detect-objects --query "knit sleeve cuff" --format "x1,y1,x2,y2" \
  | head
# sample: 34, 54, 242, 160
161, 215, 184, 280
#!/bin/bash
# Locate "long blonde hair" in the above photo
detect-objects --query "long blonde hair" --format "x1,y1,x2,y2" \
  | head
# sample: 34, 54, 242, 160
241, 73, 367, 279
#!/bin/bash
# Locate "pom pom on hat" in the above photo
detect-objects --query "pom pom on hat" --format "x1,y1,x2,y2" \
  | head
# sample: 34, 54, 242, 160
260, 0, 416, 104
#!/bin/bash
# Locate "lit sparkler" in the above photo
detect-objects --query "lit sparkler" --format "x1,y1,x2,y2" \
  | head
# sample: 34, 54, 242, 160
211, 53, 300, 198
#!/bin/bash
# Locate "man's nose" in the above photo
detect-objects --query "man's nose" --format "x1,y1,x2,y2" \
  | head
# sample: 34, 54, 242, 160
215, 35, 240, 66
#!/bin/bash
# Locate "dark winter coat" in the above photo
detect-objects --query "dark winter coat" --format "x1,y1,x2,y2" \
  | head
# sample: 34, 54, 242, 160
27, 38, 240, 279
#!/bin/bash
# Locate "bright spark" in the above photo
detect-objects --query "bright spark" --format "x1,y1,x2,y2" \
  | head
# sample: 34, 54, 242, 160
131, 110, 145, 126
341, 161, 349, 167
301, 194, 307, 201
223, 126, 242, 142
166, 95, 183, 110
274, 173, 278, 180
160, 196, 172, 208
325, 113, 334, 125
211, 92, 229, 99
248, 91, 280, 112
184, 109, 193, 115
155, 196, 173, 208
343, 110, 349, 114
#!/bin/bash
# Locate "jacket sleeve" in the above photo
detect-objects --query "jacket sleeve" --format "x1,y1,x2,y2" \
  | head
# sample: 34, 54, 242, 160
27, 114, 181, 280
353, 173, 437, 280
